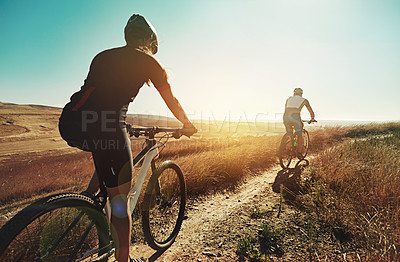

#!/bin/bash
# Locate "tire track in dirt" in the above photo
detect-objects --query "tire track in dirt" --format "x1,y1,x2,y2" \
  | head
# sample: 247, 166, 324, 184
132, 165, 284, 261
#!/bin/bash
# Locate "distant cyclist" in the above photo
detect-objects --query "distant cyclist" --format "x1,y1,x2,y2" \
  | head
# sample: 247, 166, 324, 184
59, 14, 196, 262
283, 87, 315, 156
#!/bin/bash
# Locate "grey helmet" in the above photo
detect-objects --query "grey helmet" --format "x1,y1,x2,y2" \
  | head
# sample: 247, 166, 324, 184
124, 14, 158, 54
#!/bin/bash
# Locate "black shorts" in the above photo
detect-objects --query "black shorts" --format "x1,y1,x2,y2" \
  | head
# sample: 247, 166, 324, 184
90, 125, 133, 188
59, 111, 133, 188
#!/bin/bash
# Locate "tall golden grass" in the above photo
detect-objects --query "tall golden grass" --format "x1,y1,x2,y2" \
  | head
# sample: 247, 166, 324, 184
0, 135, 281, 206
1, 122, 399, 211
0, 152, 94, 205
301, 125, 400, 261
309, 122, 400, 151
158, 136, 280, 195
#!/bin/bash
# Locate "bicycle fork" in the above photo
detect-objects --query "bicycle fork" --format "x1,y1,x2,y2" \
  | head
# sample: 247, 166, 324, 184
151, 159, 161, 196
128, 142, 159, 214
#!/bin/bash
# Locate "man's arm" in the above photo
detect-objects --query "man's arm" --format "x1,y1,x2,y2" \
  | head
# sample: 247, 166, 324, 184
305, 100, 315, 121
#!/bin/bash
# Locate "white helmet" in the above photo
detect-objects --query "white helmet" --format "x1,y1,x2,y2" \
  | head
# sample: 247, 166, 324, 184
293, 87, 303, 95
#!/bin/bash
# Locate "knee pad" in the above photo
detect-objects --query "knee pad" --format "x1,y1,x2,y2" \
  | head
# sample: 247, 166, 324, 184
110, 195, 129, 218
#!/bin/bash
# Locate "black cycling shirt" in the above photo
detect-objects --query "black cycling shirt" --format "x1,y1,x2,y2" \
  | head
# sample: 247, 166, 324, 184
59, 47, 170, 186
63, 46, 169, 121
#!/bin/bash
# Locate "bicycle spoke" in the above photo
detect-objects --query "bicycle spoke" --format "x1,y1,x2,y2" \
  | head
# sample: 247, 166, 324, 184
68, 219, 95, 261
40, 211, 85, 258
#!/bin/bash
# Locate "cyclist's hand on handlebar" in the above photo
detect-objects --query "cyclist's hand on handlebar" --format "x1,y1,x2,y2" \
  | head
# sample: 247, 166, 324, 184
171, 123, 197, 139
181, 125, 197, 138
174, 124, 197, 138
308, 119, 317, 124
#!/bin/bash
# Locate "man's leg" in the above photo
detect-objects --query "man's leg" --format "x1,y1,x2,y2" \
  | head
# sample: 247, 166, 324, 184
294, 118, 304, 155
283, 117, 293, 134
297, 133, 305, 155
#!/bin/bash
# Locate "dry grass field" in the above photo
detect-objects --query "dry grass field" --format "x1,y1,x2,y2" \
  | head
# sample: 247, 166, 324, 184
234, 123, 400, 261
1, 102, 400, 260
297, 128, 400, 261
0, 102, 285, 208
0, 102, 398, 208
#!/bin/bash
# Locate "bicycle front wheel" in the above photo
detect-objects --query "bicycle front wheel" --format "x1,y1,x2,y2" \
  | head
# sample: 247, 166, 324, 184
279, 133, 293, 169
0, 193, 112, 262
142, 161, 186, 250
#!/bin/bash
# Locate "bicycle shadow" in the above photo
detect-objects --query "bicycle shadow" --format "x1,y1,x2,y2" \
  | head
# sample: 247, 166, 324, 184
272, 159, 310, 203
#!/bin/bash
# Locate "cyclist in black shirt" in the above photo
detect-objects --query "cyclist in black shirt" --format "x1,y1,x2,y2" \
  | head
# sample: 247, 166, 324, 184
59, 14, 196, 262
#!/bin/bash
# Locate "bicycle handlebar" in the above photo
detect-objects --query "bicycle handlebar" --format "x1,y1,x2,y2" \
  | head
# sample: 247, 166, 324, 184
126, 124, 193, 139
302, 120, 318, 124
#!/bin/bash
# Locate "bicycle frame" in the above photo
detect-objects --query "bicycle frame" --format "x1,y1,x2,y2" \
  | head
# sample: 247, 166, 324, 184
128, 138, 159, 214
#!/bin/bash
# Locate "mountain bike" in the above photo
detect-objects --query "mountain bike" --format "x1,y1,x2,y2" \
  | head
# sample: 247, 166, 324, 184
278, 120, 317, 169
0, 125, 189, 261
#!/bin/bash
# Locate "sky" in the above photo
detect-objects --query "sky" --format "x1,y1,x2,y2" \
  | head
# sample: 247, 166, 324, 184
1, 0, 399, 122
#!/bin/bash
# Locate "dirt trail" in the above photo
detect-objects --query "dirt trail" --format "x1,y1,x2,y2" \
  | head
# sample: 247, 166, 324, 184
132, 165, 290, 261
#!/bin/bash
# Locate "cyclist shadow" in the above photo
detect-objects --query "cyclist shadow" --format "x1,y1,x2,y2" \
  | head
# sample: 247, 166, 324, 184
272, 159, 310, 203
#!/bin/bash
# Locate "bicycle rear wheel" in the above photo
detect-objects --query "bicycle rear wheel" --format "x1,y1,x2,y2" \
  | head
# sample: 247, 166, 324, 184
0, 193, 112, 262
298, 129, 310, 160
142, 161, 186, 250
279, 133, 293, 169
